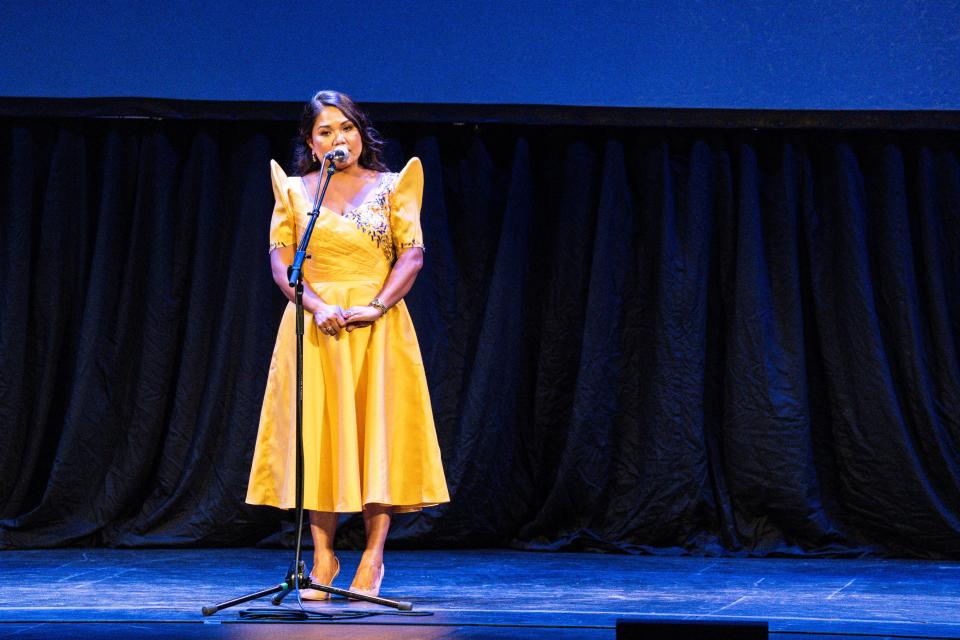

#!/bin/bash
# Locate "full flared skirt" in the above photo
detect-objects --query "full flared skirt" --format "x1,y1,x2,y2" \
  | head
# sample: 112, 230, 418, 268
246, 280, 449, 513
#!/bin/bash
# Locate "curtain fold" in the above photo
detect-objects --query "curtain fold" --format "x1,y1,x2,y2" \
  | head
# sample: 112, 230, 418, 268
1, 118, 957, 557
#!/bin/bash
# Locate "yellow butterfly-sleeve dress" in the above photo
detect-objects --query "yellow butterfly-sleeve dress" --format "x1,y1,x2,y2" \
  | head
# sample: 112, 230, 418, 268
246, 157, 450, 514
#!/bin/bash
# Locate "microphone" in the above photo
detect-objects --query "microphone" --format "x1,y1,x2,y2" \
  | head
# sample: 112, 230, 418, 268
324, 148, 348, 162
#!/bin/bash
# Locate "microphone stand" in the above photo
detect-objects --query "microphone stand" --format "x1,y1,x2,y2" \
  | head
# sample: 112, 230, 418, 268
202, 156, 412, 617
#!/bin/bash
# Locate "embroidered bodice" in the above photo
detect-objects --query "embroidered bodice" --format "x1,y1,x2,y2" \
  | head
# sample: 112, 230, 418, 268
340, 172, 401, 263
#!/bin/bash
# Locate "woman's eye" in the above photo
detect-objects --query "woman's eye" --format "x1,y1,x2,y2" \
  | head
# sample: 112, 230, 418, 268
343, 125, 354, 132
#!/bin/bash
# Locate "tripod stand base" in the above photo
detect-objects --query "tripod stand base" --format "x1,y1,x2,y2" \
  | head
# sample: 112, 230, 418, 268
202, 560, 413, 615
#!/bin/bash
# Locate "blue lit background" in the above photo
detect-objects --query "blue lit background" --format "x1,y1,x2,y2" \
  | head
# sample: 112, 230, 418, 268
1, 0, 957, 109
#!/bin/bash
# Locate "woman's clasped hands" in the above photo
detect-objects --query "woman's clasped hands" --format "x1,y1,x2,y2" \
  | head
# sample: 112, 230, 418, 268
312, 302, 383, 336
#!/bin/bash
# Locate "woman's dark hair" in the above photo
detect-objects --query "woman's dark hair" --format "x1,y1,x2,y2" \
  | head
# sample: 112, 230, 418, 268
293, 90, 389, 174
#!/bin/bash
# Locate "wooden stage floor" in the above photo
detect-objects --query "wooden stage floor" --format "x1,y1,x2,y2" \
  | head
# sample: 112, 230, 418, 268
0, 549, 957, 639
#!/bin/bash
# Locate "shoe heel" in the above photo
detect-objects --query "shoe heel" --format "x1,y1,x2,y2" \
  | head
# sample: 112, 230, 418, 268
349, 564, 385, 599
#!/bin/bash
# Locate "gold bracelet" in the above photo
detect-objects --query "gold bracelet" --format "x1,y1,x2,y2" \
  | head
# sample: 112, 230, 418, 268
369, 298, 388, 316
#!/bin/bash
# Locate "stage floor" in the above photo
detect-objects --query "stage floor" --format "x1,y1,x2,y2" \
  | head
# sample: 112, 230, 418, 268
0, 549, 957, 639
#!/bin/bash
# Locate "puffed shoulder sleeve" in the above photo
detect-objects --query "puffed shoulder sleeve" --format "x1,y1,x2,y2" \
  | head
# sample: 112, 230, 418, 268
268, 159, 296, 253
390, 157, 425, 257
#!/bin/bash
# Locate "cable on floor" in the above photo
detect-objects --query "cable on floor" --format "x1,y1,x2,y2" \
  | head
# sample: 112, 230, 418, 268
237, 607, 434, 621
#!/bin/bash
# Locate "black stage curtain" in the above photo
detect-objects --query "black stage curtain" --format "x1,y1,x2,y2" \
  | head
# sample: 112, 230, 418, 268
1, 117, 958, 558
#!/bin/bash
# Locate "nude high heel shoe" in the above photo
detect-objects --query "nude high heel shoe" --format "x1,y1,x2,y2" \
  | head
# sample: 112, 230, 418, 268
348, 563, 385, 599
300, 556, 340, 601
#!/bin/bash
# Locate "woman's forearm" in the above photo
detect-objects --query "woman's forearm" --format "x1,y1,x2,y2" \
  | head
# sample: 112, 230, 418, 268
375, 248, 424, 308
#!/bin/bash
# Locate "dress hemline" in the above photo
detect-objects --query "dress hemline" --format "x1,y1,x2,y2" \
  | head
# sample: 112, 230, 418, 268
244, 498, 448, 514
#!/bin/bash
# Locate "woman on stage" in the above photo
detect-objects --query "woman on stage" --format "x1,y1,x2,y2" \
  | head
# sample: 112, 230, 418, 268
246, 90, 449, 599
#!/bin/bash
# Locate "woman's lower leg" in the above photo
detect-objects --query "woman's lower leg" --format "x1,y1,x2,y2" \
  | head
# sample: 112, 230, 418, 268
350, 504, 392, 590
308, 510, 339, 581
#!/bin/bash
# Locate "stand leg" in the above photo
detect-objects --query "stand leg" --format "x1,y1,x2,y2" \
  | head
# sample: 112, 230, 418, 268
202, 584, 287, 616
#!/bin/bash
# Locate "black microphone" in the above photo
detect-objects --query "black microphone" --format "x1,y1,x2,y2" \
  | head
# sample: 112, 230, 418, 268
324, 148, 348, 162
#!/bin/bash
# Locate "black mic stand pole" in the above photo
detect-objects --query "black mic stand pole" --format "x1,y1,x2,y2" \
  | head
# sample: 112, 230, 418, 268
202, 156, 412, 616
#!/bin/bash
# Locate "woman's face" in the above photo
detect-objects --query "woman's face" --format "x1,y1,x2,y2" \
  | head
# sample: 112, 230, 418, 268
308, 105, 363, 170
